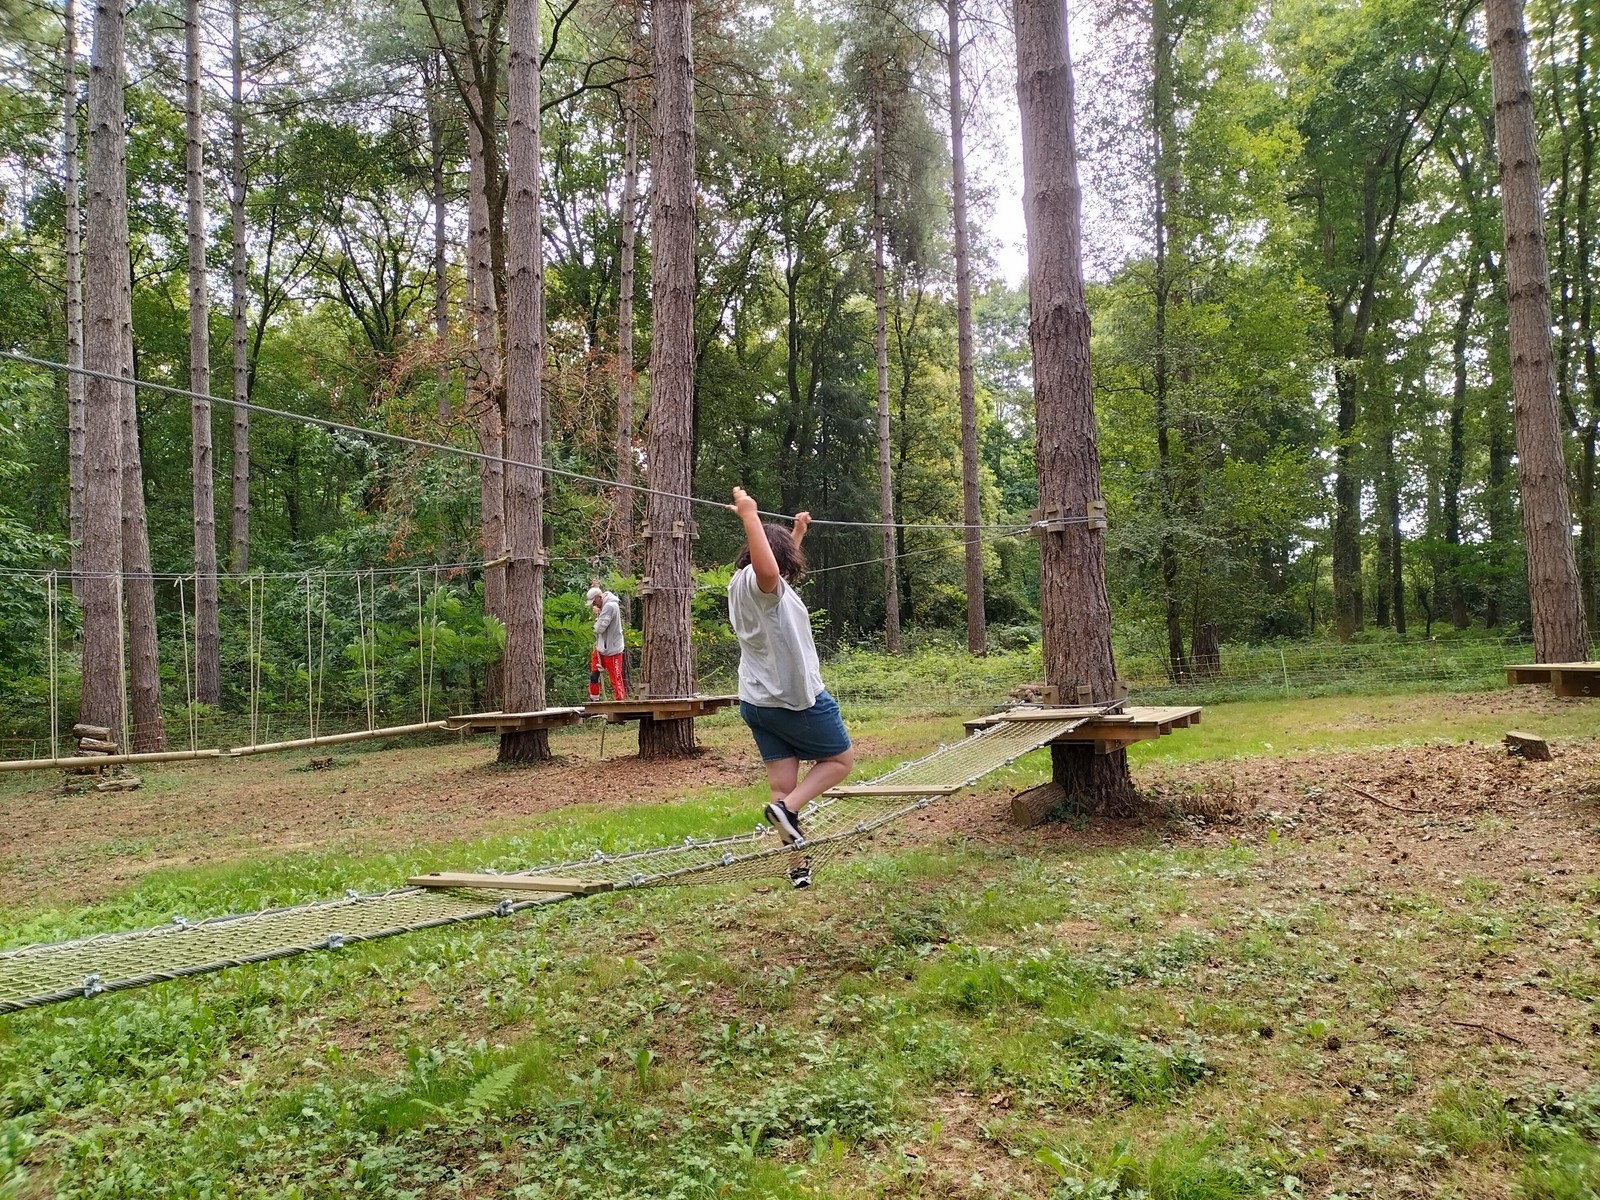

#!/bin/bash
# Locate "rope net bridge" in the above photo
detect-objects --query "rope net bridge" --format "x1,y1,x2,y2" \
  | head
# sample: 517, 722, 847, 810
0, 709, 1142, 1015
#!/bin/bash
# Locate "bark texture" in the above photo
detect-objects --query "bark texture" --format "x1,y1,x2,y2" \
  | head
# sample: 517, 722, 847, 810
498, 0, 549, 762
63, 0, 85, 596
949, 0, 985, 655
228, 0, 250, 572
639, 0, 698, 760
616, 29, 641, 593
120, 357, 164, 752
1487, 0, 1590, 659
872, 95, 901, 654
428, 53, 450, 422
186, 0, 220, 706
1013, 0, 1133, 814
81, 0, 129, 743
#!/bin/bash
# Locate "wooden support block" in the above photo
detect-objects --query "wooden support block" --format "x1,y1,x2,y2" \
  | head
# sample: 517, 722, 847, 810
72, 723, 112, 740
1504, 731, 1553, 762
1011, 781, 1066, 828
78, 738, 119, 752
826, 783, 961, 797
408, 872, 612, 895
94, 775, 142, 792
309, 755, 334, 770
1549, 669, 1600, 698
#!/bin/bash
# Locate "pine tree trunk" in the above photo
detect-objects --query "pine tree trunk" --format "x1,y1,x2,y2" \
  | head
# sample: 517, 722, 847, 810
63, 0, 86, 600
428, 54, 450, 422
639, 0, 698, 761
121, 361, 164, 752
616, 26, 641, 602
1152, 0, 1185, 683
1445, 257, 1478, 629
948, 0, 985, 655
186, 0, 220, 707
872, 94, 901, 655
1386, 432, 1405, 634
80, 0, 127, 744
498, 0, 549, 763
1013, 0, 1133, 816
1487, 0, 1590, 659
466, 72, 505, 705
228, 0, 250, 573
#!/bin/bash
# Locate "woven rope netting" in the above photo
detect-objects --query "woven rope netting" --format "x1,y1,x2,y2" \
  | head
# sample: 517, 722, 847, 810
0, 716, 1087, 1013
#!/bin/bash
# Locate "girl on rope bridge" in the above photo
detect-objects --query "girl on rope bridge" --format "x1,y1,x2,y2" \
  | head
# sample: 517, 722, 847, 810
727, 487, 855, 889
587, 583, 626, 701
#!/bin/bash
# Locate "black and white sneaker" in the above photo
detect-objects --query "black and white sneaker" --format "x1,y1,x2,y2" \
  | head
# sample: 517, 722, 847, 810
764, 801, 804, 845
789, 861, 812, 889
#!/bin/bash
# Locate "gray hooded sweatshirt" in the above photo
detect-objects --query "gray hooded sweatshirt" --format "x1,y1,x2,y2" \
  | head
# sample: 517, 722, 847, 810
593, 592, 624, 656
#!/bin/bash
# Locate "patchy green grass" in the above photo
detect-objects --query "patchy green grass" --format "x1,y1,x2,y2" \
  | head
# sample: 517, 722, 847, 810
3, 688, 1600, 1197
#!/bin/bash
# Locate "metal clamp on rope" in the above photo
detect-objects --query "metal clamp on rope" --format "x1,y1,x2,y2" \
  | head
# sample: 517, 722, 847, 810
82, 973, 103, 999
495, 898, 515, 918
325, 934, 346, 951
345, 889, 360, 899
720, 852, 734, 867
171, 915, 192, 930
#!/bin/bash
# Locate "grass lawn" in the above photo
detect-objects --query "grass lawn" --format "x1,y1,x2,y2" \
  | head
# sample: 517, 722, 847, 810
2, 687, 1599, 1197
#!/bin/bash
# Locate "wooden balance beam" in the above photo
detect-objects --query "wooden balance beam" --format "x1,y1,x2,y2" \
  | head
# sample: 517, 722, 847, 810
408, 871, 612, 895
1506, 663, 1600, 698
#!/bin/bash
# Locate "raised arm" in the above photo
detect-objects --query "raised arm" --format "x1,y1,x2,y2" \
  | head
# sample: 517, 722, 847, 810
731, 487, 781, 594
791, 510, 811, 549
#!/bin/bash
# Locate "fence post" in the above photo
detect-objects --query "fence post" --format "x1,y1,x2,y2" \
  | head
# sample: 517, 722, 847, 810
1280, 649, 1290, 697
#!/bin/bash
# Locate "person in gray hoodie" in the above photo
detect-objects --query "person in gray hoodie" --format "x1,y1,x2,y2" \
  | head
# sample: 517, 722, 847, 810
586, 583, 627, 701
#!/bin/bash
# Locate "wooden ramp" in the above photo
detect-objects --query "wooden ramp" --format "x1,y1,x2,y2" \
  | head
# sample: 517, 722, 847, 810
443, 708, 587, 734
581, 695, 738, 724
965, 704, 1202, 753
1506, 663, 1600, 698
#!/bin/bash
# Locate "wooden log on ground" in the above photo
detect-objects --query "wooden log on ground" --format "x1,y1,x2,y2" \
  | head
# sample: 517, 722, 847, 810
72, 723, 112, 740
308, 755, 333, 770
1011, 780, 1067, 828
1504, 731, 1553, 761
94, 775, 142, 792
77, 737, 119, 752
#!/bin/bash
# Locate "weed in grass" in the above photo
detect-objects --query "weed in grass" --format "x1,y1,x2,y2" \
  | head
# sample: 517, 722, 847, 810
1038, 1131, 1262, 1199
1054, 1020, 1212, 1105
1517, 1137, 1600, 1200
727, 1064, 898, 1148
1428, 1083, 1516, 1156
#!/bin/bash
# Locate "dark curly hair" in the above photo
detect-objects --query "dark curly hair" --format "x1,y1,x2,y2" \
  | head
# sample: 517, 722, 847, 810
735, 523, 806, 583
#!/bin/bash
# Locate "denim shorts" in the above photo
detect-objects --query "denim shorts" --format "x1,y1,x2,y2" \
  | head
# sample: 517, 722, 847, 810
739, 691, 852, 763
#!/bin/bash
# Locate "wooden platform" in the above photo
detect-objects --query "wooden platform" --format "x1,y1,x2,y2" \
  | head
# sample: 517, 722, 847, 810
965, 704, 1202, 754
443, 708, 587, 734
1507, 663, 1600, 698
407, 871, 612, 895
580, 695, 738, 724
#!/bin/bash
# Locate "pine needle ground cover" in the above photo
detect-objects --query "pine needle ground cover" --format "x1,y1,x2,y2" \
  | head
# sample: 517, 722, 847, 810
2, 689, 1599, 1198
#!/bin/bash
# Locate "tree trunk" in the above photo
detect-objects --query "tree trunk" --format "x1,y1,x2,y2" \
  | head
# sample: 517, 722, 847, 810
63, 0, 85, 600
616, 25, 641, 603
1445, 256, 1479, 629
498, 0, 549, 763
186, 0, 220, 707
948, 0, 985, 655
639, 0, 698, 761
80, 0, 127, 744
466, 70, 505, 704
1013, 0, 1132, 815
228, 0, 250, 573
1487, 0, 1589, 659
428, 53, 450, 423
1331, 370, 1362, 639
1152, 0, 1185, 683
1385, 429, 1405, 634
872, 94, 901, 655
121, 356, 164, 752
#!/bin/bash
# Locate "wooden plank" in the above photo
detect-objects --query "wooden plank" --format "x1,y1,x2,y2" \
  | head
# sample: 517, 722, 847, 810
825, 783, 962, 797
443, 709, 585, 733
407, 872, 612, 895
1550, 669, 1600, 698
229, 722, 450, 755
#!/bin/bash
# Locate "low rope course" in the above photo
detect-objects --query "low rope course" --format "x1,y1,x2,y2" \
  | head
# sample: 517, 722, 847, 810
0, 713, 1091, 1014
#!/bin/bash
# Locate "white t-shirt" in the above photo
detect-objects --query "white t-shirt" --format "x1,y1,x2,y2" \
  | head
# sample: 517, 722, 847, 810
727, 564, 824, 710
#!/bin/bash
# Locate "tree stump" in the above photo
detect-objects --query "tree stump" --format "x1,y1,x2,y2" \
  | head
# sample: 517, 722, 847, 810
1011, 780, 1066, 828
1504, 731, 1552, 762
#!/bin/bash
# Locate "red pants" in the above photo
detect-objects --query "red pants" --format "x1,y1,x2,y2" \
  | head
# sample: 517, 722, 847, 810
589, 650, 626, 701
